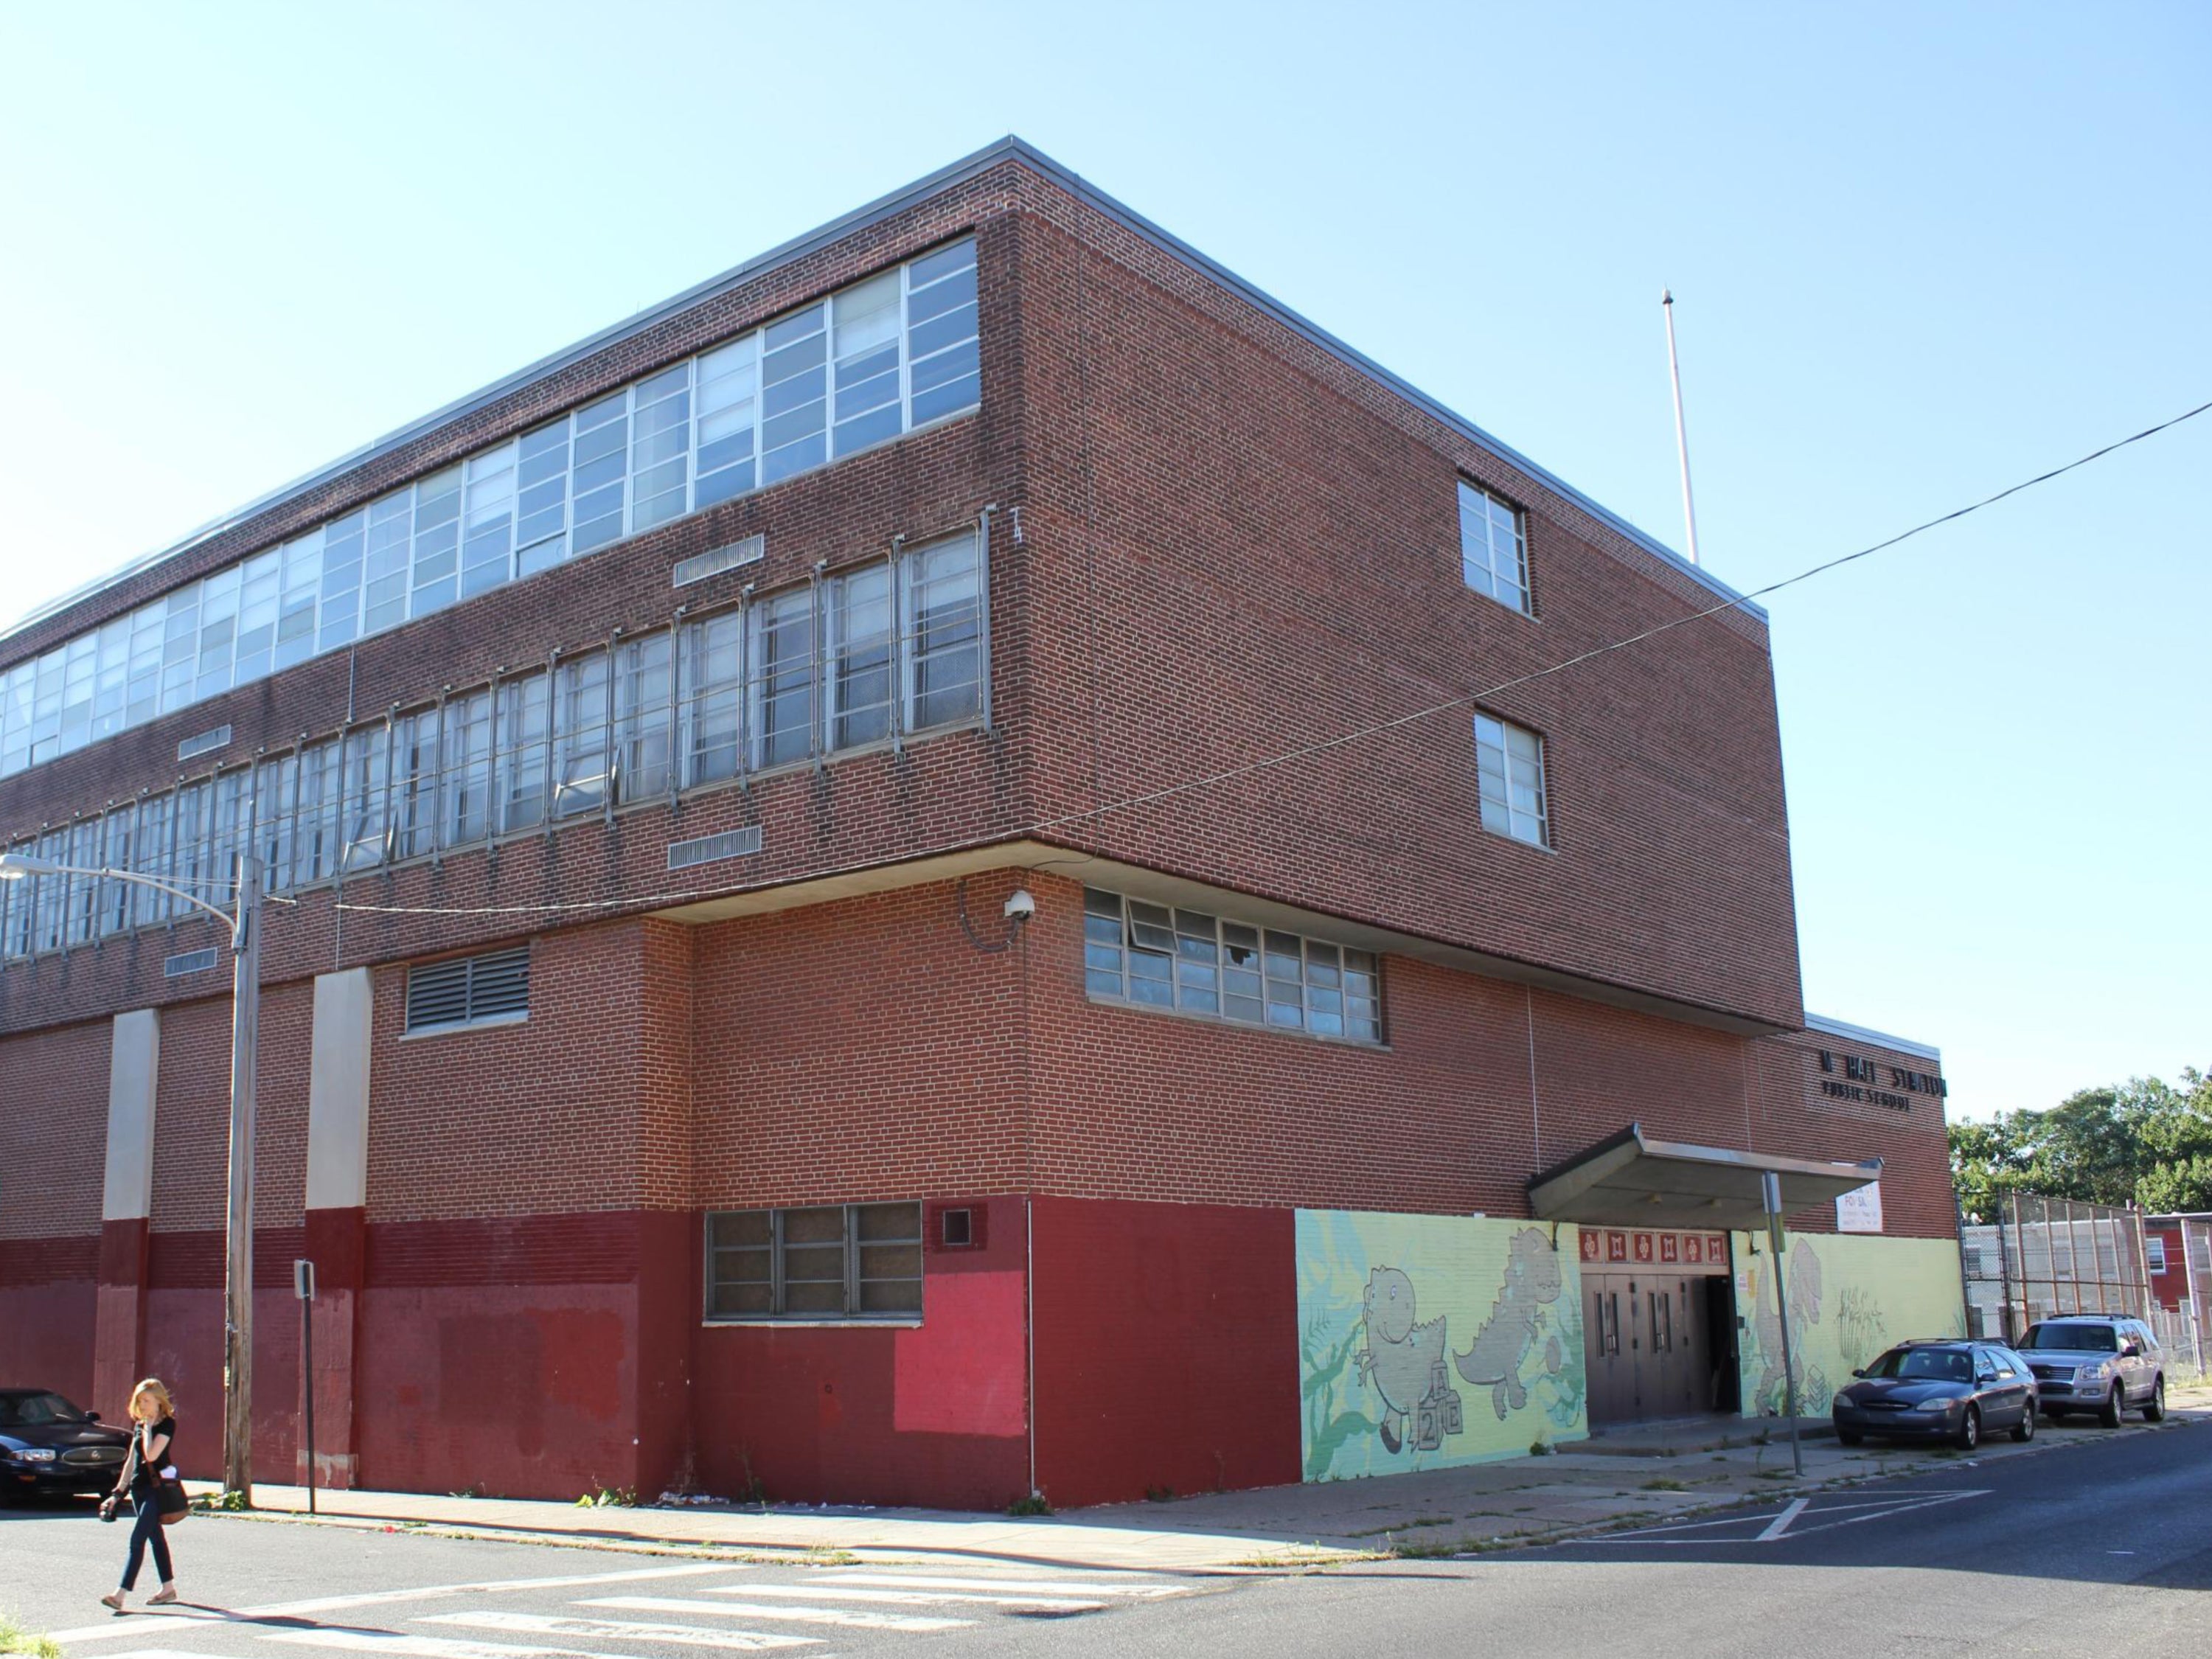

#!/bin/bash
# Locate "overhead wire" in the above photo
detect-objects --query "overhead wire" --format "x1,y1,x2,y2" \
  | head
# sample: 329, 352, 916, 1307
316, 396, 2211, 919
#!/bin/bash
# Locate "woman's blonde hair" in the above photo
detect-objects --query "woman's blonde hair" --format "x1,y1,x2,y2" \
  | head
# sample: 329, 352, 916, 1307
128, 1379, 175, 1423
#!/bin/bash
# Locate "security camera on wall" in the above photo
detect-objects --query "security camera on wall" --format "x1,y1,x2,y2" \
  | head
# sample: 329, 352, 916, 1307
1003, 888, 1036, 923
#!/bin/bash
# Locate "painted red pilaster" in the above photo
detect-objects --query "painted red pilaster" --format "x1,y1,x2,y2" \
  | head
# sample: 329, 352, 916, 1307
301, 1206, 365, 1489
91, 1217, 150, 1415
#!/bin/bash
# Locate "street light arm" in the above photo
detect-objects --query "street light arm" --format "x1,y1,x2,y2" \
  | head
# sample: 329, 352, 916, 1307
6, 860, 239, 934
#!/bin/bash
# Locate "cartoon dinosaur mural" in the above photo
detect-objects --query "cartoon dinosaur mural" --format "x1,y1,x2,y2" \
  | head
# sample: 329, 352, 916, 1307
1354, 1266, 1459, 1453
1452, 1226, 1565, 1418
1753, 1239, 1825, 1410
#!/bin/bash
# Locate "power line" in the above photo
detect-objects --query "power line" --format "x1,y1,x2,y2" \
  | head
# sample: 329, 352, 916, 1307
325, 397, 2211, 919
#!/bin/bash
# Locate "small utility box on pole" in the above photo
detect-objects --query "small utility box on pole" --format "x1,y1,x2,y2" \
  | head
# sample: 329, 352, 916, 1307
293, 1258, 316, 1514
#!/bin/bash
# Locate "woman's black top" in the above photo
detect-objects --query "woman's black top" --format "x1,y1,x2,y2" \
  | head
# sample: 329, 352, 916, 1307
129, 1417, 176, 1498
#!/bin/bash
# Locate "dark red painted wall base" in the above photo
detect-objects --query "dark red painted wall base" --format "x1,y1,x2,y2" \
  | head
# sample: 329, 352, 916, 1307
692, 1195, 1029, 1511
1031, 1197, 1300, 1509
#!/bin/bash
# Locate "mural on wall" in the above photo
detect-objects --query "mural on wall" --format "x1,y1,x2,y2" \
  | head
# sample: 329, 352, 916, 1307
1733, 1232, 1966, 1417
1298, 1211, 1586, 1481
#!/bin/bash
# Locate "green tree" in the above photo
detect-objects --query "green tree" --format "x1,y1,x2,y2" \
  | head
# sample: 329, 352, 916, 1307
1949, 1068, 2212, 1217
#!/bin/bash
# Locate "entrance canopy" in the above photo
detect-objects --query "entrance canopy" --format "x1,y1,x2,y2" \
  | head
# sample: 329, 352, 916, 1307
1528, 1122, 1881, 1232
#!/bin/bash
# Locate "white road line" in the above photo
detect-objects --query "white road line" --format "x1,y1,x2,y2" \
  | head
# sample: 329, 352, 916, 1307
698, 1584, 1102, 1610
49, 1566, 740, 1646
1756, 1498, 1810, 1541
584, 1596, 970, 1634
1593, 1489, 1991, 1544
262, 1630, 639, 1659
824, 1573, 1184, 1598
416, 1614, 815, 1652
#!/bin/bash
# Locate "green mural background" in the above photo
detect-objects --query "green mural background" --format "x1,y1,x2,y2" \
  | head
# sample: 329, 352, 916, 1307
1297, 1210, 1587, 1481
1733, 1231, 1966, 1417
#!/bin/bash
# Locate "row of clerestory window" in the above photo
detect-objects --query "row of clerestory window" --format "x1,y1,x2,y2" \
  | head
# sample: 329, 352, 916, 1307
0, 240, 980, 782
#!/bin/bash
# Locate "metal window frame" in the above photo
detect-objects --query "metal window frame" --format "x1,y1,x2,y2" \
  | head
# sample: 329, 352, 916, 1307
701, 1201, 925, 1324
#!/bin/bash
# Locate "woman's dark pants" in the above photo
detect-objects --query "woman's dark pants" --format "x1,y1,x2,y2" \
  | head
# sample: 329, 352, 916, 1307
121, 1495, 172, 1589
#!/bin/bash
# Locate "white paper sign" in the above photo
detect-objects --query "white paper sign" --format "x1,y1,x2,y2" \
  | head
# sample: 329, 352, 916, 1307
1837, 1182, 1883, 1234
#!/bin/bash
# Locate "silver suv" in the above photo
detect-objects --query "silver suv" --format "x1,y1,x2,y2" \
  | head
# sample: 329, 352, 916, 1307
2016, 1316, 2166, 1426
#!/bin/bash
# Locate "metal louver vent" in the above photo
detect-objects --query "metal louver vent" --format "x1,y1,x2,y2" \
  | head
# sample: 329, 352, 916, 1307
667, 826, 763, 871
178, 725, 232, 762
672, 535, 764, 587
163, 947, 219, 978
406, 945, 530, 1033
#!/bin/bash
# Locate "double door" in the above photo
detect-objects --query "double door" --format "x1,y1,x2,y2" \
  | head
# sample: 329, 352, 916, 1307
1585, 1272, 1716, 1423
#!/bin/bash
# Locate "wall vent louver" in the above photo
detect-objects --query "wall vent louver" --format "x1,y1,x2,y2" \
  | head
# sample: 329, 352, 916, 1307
163, 947, 219, 978
177, 725, 232, 762
672, 535, 764, 588
667, 826, 763, 872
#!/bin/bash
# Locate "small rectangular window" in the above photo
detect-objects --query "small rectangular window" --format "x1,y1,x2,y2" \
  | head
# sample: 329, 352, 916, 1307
1474, 712, 1550, 847
405, 945, 530, 1034
2146, 1237, 2168, 1274
1458, 480, 1529, 613
703, 1203, 923, 1321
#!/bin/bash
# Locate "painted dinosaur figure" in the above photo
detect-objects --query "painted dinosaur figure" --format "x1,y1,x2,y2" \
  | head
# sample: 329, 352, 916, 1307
1452, 1226, 1565, 1419
1753, 1240, 1825, 1410
1356, 1266, 1448, 1453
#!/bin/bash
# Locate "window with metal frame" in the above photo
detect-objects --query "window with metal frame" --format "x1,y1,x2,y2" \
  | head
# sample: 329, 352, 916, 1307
1458, 479, 1529, 614
704, 1203, 923, 1321
902, 531, 982, 731
0, 240, 980, 784
1474, 712, 1549, 846
1082, 888, 1383, 1043
403, 945, 531, 1034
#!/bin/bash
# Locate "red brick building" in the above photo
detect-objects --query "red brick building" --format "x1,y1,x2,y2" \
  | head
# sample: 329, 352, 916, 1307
0, 140, 1957, 1509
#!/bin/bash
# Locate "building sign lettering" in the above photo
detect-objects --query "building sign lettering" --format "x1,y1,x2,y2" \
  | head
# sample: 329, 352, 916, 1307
1815, 1048, 1944, 1112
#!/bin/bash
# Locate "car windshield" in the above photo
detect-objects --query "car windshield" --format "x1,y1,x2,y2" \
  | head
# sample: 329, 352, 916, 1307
1864, 1348, 1971, 1382
2022, 1324, 2118, 1352
0, 1392, 86, 1427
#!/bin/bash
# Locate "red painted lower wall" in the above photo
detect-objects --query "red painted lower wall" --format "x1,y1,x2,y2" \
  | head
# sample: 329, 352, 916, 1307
691, 1195, 1029, 1511
1030, 1197, 1300, 1509
0, 1237, 97, 1405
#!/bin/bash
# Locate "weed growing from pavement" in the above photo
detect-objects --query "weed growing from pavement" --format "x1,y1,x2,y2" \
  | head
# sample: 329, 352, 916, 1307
577, 1486, 640, 1509
1007, 1492, 1053, 1517
0, 1611, 61, 1659
1641, 1478, 1689, 1492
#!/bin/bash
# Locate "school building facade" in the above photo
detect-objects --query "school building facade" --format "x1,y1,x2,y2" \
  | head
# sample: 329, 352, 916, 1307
0, 139, 1958, 1509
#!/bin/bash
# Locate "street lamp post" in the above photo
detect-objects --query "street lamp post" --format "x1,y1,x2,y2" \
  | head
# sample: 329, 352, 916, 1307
0, 848, 262, 1500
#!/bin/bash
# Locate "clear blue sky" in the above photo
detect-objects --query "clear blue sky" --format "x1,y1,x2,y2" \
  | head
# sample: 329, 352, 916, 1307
1, 1, 2203, 1119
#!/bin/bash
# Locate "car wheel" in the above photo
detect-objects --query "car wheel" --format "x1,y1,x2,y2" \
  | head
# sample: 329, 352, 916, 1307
2098, 1385, 2123, 1428
1837, 1428, 1863, 1447
2143, 1376, 2165, 1422
1955, 1404, 1980, 1451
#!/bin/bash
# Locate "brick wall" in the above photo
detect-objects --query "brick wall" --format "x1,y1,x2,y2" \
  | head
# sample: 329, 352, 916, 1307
1753, 1028, 1954, 1240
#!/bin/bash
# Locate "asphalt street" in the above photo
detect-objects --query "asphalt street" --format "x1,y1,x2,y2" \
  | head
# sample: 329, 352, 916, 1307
3, 1422, 2206, 1658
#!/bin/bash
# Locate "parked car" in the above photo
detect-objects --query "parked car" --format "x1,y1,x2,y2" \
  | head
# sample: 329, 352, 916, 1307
1832, 1340, 2039, 1450
0, 1388, 133, 1500
2016, 1316, 2166, 1426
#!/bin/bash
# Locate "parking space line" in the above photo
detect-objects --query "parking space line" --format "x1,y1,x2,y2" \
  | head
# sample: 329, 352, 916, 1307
1755, 1498, 1810, 1541
584, 1596, 970, 1634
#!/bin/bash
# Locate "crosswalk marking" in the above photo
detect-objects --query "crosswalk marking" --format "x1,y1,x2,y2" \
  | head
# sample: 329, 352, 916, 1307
820, 1573, 1185, 1599
415, 1613, 816, 1652
584, 1595, 971, 1634
262, 1630, 636, 1659
699, 1583, 1105, 1611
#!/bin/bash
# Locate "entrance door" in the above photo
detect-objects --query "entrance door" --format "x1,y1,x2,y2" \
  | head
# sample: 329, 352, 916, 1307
1587, 1272, 1638, 1422
1641, 1276, 1710, 1416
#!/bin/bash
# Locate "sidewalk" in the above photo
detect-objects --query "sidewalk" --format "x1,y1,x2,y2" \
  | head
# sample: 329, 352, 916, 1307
193, 1390, 2211, 1573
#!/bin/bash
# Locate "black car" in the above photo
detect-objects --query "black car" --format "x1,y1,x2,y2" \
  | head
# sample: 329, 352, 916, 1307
0, 1389, 133, 1500
1831, 1340, 2039, 1451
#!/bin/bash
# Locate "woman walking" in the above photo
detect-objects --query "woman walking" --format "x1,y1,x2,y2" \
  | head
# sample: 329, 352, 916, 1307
99, 1378, 180, 1611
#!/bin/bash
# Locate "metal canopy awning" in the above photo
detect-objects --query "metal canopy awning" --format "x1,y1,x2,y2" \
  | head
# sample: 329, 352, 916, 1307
1528, 1122, 1882, 1232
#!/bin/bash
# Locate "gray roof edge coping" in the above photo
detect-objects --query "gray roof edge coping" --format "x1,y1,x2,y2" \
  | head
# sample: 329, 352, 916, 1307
3, 133, 1764, 654
1802, 1012, 1944, 1064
